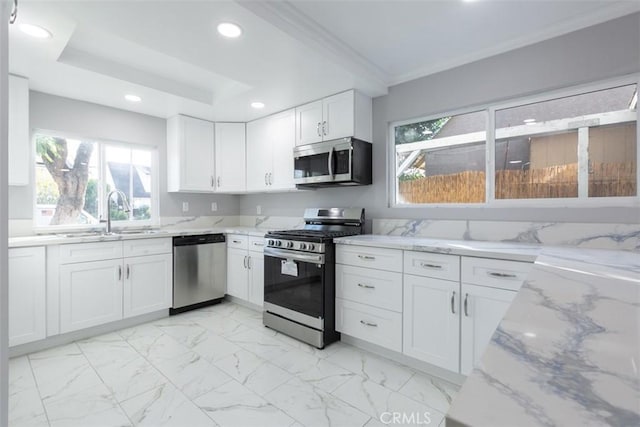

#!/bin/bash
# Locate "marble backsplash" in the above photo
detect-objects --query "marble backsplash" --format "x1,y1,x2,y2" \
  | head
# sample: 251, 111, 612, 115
372, 219, 640, 251
10, 216, 639, 250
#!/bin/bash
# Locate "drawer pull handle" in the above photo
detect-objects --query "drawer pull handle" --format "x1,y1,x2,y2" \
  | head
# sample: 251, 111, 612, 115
357, 255, 375, 261
118, 265, 122, 281
420, 262, 442, 269
451, 291, 456, 314
488, 272, 517, 278
464, 293, 469, 317
357, 283, 375, 289
233, 240, 242, 244
360, 320, 378, 327
253, 242, 264, 246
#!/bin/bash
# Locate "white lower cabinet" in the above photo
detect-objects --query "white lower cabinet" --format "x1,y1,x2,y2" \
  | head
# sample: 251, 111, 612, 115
9, 247, 46, 347
460, 283, 517, 375
124, 254, 173, 318
403, 274, 460, 372
227, 248, 249, 300
60, 259, 124, 333
226, 235, 264, 306
336, 298, 402, 352
57, 238, 173, 335
248, 251, 264, 306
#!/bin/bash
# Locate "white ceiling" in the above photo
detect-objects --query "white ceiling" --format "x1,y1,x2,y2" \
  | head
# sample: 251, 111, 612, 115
9, 0, 640, 122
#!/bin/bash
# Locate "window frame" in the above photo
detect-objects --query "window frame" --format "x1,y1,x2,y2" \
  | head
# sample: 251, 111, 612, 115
388, 73, 640, 209
32, 129, 160, 233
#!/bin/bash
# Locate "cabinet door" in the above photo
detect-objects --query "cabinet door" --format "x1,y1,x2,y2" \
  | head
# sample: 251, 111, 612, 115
9, 247, 46, 347
215, 122, 246, 192
246, 117, 272, 191
179, 115, 215, 192
60, 259, 123, 333
295, 100, 323, 146
322, 91, 354, 141
8, 75, 29, 186
460, 284, 517, 375
123, 254, 172, 318
269, 109, 296, 190
403, 274, 460, 372
227, 248, 249, 300
248, 252, 264, 307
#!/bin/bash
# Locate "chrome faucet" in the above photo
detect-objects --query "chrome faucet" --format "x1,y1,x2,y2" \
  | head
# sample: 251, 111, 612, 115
105, 190, 131, 234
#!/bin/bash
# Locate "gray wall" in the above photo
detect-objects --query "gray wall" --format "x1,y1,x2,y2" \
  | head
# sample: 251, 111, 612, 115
239, 13, 640, 223
9, 91, 238, 219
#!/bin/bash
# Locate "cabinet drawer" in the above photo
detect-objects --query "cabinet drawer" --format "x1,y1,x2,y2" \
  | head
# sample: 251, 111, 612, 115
461, 257, 533, 291
248, 236, 266, 253
59, 241, 123, 264
336, 245, 402, 272
336, 298, 402, 352
404, 251, 460, 282
336, 264, 402, 312
227, 234, 248, 250
123, 238, 172, 257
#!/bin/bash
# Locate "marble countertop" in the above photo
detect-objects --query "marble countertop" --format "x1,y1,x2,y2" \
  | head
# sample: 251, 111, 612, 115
334, 235, 542, 262
446, 247, 640, 427
8, 226, 272, 248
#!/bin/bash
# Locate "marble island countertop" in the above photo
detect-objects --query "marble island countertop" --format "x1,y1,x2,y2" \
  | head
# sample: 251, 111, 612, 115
334, 234, 542, 262
8, 226, 274, 248
446, 247, 640, 427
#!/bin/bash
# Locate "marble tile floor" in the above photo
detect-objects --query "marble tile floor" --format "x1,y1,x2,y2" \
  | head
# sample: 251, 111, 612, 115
9, 301, 459, 427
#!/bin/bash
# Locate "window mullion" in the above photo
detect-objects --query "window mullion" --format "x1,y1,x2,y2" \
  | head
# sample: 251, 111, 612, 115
486, 108, 496, 204
578, 127, 589, 199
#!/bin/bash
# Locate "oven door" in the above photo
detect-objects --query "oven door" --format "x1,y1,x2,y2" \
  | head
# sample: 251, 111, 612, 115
263, 247, 326, 330
294, 140, 353, 185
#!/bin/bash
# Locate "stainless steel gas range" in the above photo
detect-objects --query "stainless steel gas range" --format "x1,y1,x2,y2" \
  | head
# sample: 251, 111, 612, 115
263, 208, 365, 349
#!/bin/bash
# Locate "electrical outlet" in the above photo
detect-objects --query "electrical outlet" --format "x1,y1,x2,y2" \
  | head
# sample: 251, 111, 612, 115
256, 205, 262, 215
182, 202, 189, 213
211, 202, 218, 212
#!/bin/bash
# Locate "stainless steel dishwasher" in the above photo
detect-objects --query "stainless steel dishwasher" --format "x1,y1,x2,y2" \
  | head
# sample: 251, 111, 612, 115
171, 234, 226, 314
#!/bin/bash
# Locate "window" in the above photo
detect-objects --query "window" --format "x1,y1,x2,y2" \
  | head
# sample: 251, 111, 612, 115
390, 78, 638, 206
35, 133, 157, 227
495, 84, 637, 200
394, 111, 486, 204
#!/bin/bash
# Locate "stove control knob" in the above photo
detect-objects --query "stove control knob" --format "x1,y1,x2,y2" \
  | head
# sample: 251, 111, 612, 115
299, 243, 307, 250
286, 241, 293, 248
308, 243, 315, 251
274, 240, 281, 247
267, 239, 274, 246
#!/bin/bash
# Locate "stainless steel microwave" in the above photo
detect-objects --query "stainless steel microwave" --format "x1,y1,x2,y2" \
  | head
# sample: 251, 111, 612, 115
293, 138, 372, 188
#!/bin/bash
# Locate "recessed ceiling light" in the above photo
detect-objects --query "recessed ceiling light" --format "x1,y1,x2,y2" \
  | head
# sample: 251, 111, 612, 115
251, 102, 265, 109
523, 332, 537, 338
217, 22, 242, 38
124, 94, 142, 103
19, 23, 52, 39
523, 118, 536, 124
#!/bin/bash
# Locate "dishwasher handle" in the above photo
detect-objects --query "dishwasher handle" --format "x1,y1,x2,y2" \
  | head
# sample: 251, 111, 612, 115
173, 234, 226, 246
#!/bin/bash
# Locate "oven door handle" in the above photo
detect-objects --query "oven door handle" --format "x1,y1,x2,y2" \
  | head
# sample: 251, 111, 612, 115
264, 247, 325, 264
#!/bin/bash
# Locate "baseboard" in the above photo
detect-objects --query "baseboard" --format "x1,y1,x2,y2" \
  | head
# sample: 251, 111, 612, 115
9, 310, 169, 357
340, 334, 466, 387
224, 295, 263, 313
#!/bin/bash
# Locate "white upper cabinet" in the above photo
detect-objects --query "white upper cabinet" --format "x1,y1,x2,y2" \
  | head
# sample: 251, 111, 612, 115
9, 75, 30, 186
167, 115, 215, 192
269, 109, 296, 190
295, 100, 323, 146
214, 122, 246, 193
295, 90, 372, 146
246, 109, 296, 192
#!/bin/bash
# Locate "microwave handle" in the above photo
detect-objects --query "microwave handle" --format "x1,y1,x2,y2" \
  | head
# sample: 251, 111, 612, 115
328, 147, 334, 178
